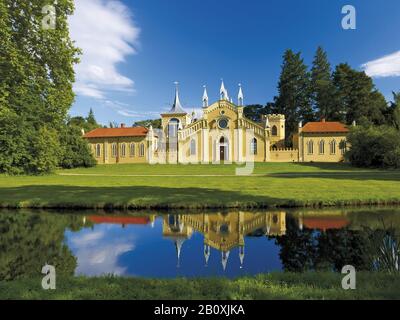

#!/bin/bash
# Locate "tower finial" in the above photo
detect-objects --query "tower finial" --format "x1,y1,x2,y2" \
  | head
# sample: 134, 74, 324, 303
239, 245, 245, 269
204, 244, 210, 266
220, 79, 229, 101
167, 81, 186, 114
202, 85, 209, 108
238, 83, 244, 106
221, 250, 230, 271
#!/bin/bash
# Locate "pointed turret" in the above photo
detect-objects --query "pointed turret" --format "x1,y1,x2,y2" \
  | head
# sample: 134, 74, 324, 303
202, 85, 209, 108
238, 84, 244, 106
220, 79, 229, 101
167, 82, 187, 114
175, 238, 185, 268
221, 250, 230, 271
239, 246, 245, 268
204, 245, 211, 266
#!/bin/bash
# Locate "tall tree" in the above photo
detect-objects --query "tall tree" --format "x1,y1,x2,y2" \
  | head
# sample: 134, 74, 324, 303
86, 108, 100, 130
333, 64, 387, 125
273, 50, 313, 145
310, 47, 337, 120
0, 0, 79, 174
391, 92, 400, 130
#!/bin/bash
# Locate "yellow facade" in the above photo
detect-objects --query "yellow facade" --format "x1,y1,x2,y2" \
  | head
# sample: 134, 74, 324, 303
84, 85, 349, 164
299, 133, 348, 163
88, 136, 148, 164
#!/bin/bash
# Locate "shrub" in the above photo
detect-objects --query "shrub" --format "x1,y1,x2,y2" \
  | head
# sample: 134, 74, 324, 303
59, 125, 96, 169
346, 125, 400, 168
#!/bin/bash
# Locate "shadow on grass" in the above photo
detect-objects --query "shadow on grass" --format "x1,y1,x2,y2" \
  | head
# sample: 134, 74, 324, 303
0, 185, 289, 209
268, 165, 400, 181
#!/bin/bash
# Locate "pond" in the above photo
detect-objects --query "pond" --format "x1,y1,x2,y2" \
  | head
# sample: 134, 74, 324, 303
1, 207, 399, 280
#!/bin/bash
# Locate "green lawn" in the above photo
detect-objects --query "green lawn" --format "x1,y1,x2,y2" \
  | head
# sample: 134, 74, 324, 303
0, 163, 399, 209
1, 272, 399, 300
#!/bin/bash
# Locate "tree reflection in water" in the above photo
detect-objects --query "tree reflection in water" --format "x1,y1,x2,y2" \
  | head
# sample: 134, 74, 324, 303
0, 211, 86, 281
272, 215, 400, 273
0, 209, 399, 280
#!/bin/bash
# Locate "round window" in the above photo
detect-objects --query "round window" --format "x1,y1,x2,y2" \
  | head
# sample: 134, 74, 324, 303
218, 119, 228, 129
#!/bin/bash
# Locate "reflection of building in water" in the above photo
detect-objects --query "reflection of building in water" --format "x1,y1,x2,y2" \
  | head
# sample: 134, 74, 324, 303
296, 212, 349, 231
162, 212, 286, 270
162, 215, 194, 268
87, 215, 156, 228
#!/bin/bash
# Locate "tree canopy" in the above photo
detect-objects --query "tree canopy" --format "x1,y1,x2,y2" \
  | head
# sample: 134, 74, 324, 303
0, 0, 80, 174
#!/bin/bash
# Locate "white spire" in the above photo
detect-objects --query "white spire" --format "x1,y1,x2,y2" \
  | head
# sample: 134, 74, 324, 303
239, 246, 245, 268
221, 250, 230, 271
168, 82, 187, 114
265, 117, 270, 128
238, 83, 244, 106
220, 79, 229, 101
202, 85, 209, 108
175, 238, 185, 268
204, 245, 210, 266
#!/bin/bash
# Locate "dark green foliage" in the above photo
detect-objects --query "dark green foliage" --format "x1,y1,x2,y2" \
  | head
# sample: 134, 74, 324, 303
272, 217, 317, 272
346, 125, 400, 168
387, 92, 400, 130
68, 109, 101, 133
243, 104, 268, 122
333, 64, 387, 126
273, 50, 313, 144
311, 47, 337, 121
86, 108, 99, 130
59, 126, 96, 169
133, 119, 162, 129
0, 212, 83, 281
0, 0, 79, 174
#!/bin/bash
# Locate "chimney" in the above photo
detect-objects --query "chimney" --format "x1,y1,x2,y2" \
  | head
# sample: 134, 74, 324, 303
120, 123, 126, 128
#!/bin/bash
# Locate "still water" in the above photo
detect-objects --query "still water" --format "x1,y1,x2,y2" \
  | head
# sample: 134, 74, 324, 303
1, 208, 399, 280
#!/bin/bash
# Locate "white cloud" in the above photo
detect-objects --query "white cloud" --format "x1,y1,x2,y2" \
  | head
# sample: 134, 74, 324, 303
104, 100, 160, 119
69, 0, 140, 98
69, 226, 136, 276
71, 230, 105, 246
361, 51, 400, 78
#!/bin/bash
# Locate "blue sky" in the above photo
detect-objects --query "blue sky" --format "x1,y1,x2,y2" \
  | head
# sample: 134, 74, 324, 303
69, 0, 400, 125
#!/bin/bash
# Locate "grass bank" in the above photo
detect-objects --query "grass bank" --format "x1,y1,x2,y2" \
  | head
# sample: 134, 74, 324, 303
0, 163, 400, 209
1, 272, 399, 300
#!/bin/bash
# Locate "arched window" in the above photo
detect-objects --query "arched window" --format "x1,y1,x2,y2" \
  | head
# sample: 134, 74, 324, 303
271, 125, 278, 136
190, 139, 196, 156
168, 118, 180, 138
319, 140, 325, 154
139, 143, 145, 157
250, 138, 258, 155
96, 144, 101, 158
120, 143, 126, 157
112, 143, 117, 158
307, 140, 314, 155
340, 140, 347, 155
130, 143, 135, 157
330, 140, 336, 155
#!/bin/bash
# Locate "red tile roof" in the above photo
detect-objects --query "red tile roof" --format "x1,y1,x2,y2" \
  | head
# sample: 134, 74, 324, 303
84, 127, 148, 138
303, 217, 349, 231
88, 216, 151, 225
302, 121, 349, 133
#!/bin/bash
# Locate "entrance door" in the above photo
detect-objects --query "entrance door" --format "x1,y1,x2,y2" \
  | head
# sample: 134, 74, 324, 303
220, 145, 225, 161
219, 137, 228, 161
